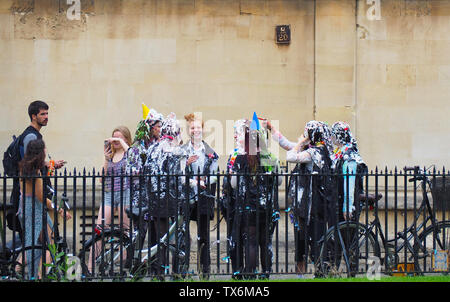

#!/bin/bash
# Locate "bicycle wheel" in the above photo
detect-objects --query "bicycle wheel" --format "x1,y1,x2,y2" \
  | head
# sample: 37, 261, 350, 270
418, 221, 450, 273
171, 226, 190, 279
6, 250, 26, 280
77, 229, 131, 279
318, 222, 380, 277
10, 246, 47, 280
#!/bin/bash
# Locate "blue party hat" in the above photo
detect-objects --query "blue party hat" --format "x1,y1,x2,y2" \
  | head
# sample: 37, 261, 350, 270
250, 112, 260, 131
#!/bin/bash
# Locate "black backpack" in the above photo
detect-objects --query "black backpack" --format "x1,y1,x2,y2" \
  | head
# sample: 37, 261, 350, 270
315, 148, 339, 220
2, 134, 22, 177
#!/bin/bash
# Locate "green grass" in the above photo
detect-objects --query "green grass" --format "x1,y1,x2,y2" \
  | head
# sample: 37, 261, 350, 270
255, 275, 450, 282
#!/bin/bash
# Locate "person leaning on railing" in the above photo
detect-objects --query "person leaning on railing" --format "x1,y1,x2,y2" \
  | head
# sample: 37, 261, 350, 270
18, 139, 71, 280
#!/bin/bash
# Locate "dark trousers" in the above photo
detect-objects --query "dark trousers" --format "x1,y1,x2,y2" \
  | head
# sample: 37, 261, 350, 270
195, 214, 211, 274
151, 217, 170, 276
230, 210, 273, 278
294, 216, 326, 264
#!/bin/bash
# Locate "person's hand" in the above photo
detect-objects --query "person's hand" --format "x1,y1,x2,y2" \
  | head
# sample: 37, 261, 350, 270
260, 118, 273, 131
295, 134, 310, 151
109, 137, 123, 144
266, 120, 273, 131
196, 177, 207, 189
199, 180, 206, 189
54, 160, 66, 169
58, 208, 72, 220
104, 143, 112, 160
109, 137, 129, 150
299, 134, 309, 143
187, 155, 199, 166
343, 211, 352, 221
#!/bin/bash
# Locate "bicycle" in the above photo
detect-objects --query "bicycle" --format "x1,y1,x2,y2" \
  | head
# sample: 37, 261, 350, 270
317, 166, 450, 277
0, 188, 72, 281
77, 202, 190, 281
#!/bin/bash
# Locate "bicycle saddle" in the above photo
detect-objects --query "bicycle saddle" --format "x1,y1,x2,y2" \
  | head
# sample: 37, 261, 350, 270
359, 193, 383, 209
359, 193, 383, 203
0, 234, 23, 260
125, 206, 150, 219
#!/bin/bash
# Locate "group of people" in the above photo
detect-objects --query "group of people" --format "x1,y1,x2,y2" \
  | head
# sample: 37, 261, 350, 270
220, 117, 367, 279
93, 106, 220, 278
11, 100, 367, 280
268, 120, 367, 278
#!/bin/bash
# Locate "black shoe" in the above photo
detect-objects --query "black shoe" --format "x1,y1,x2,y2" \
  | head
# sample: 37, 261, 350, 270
231, 272, 243, 280
199, 271, 210, 280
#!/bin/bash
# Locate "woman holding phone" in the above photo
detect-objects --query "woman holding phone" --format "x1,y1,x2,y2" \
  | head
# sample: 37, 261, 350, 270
88, 126, 132, 273
99, 125, 132, 229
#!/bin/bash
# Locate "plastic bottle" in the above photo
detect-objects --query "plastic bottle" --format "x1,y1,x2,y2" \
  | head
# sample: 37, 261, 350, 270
48, 155, 55, 176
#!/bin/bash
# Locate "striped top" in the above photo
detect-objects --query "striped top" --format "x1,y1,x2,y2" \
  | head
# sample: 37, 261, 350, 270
104, 154, 130, 192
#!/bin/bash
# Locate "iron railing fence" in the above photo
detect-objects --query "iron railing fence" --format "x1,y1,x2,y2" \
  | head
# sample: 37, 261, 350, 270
0, 167, 449, 281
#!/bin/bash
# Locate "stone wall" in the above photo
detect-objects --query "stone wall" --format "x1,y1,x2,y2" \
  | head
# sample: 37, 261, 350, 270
0, 0, 449, 172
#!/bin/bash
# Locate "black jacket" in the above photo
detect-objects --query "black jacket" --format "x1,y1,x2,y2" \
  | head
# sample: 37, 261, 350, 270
232, 154, 280, 213
144, 140, 187, 218
288, 145, 333, 224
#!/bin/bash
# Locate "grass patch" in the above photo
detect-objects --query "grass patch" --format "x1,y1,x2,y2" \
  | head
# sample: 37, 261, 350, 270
261, 275, 450, 282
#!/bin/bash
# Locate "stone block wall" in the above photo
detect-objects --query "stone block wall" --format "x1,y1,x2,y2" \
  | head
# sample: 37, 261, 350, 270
0, 0, 449, 172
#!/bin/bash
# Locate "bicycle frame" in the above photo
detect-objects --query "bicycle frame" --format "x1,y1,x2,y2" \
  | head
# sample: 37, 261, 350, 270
359, 170, 442, 271
90, 212, 187, 279
133, 214, 185, 263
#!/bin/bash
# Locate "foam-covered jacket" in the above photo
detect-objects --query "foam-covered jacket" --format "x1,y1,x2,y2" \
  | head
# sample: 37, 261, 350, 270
144, 139, 188, 218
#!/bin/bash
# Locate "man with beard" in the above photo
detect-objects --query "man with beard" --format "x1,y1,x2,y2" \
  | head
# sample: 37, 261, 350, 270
10, 101, 65, 207
21, 101, 65, 167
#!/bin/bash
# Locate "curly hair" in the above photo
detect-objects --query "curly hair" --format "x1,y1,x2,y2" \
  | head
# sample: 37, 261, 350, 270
19, 139, 46, 176
184, 113, 204, 128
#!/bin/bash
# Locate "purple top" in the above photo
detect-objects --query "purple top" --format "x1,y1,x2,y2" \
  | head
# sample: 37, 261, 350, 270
104, 154, 130, 192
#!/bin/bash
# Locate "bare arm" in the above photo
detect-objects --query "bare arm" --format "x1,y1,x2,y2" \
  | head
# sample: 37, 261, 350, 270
286, 149, 312, 163
265, 120, 296, 151
286, 134, 311, 163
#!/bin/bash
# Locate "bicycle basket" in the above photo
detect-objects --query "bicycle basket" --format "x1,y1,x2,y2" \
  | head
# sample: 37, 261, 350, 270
430, 176, 450, 211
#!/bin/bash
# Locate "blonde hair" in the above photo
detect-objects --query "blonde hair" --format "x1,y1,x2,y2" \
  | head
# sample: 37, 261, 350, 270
111, 126, 132, 155
184, 113, 204, 128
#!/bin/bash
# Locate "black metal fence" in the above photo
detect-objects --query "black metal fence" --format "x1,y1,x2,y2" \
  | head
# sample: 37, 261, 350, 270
0, 167, 449, 281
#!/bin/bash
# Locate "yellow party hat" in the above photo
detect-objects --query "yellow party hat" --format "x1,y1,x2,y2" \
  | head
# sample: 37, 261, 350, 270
142, 103, 150, 120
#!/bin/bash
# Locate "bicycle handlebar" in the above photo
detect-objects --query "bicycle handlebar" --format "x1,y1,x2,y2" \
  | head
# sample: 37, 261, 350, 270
0, 204, 15, 212
47, 185, 71, 211
403, 166, 428, 183
404, 166, 420, 172
409, 176, 425, 183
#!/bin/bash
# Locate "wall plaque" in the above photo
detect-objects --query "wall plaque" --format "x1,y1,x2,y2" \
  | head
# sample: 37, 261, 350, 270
276, 25, 291, 44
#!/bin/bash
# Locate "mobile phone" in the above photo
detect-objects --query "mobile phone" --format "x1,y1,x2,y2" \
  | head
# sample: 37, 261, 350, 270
104, 140, 110, 149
